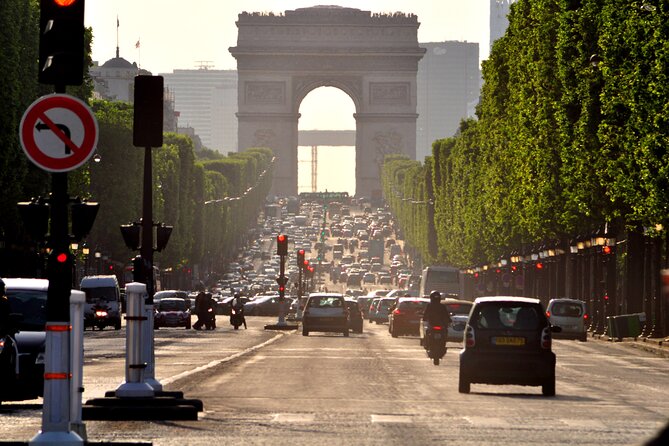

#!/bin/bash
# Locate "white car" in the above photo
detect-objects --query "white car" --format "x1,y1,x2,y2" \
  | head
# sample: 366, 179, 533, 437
546, 298, 588, 341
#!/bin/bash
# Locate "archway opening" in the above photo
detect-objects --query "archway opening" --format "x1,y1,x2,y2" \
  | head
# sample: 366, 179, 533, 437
298, 87, 356, 195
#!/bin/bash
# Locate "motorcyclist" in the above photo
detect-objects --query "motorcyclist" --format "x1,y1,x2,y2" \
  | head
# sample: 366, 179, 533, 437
421, 290, 452, 348
229, 293, 247, 329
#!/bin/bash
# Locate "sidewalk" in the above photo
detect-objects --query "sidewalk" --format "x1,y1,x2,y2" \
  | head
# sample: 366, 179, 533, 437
592, 333, 669, 358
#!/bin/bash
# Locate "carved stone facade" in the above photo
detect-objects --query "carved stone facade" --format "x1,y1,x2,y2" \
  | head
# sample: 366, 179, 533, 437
230, 5, 425, 196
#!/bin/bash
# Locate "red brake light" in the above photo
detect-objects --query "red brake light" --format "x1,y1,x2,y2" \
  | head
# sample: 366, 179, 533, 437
393, 309, 401, 315
432, 326, 442, 331
546, 311, 551, 318
583, 313, 589, 320
56, 253, 68, 263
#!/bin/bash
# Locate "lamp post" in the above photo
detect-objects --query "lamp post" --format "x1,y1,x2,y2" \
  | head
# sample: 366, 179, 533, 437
94, 251, 101, 275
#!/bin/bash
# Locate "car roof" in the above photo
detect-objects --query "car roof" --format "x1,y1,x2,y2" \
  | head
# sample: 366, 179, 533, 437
474, 296, 541, 305
548, 298, 585, 304
442, 298, 473, 305
3, 278, 49, 291
398, 297, 429, 303
308, 293, 344, 298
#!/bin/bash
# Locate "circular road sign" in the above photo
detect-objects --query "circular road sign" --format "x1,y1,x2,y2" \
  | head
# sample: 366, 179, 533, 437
19, 94, 98, 172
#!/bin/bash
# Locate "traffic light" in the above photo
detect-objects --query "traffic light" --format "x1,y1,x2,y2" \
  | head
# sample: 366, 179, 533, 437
132, 255, 147, 283
155, 224, 173, 252
38, 0, 85, 86
133, 75, 164, 148
276, 276, 288, 298
71, 201, 99, 241
17, 200, 49, 241
297, 249, 305, 267
276, 234, 288, 256
120, 224, 141, 250
46, 248, 74, 319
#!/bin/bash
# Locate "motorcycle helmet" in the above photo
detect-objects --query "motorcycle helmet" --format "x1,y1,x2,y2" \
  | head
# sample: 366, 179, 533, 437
234, 293, 240, 299
429, 290, 441, 303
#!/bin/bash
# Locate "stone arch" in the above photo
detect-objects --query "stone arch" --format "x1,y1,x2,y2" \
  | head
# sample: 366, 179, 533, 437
230, 6, 425, 197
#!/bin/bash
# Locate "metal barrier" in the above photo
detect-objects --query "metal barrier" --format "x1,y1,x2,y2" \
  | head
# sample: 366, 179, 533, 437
607, 313, 645, 341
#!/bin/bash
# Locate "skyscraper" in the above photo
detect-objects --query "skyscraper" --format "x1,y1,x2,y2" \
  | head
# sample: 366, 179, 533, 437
416, 41, 481, 161
490, 0, 518, 51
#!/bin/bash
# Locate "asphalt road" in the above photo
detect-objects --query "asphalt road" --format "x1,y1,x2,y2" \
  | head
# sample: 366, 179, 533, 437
1, 316, 667, 445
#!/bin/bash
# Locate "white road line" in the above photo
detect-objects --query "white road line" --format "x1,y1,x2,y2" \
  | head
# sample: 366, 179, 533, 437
161, 333, 286, 385
371, 414, 413, 423
463, 416, 508, 427
272, 413, 316, 423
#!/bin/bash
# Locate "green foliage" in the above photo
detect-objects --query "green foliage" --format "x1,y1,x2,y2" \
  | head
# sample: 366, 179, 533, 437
384, 0, 669, 268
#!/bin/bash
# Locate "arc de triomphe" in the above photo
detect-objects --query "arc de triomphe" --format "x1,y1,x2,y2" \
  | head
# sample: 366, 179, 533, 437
229, 6, 425, 197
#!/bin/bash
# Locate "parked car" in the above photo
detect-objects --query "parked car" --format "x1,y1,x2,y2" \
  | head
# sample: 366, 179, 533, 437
546, 298, 588, 341
244, 295, 293, 316
443, 298, 474, 342
1, 278, 48, 403
459, 296, 560, 396
389, 297, 429, 337
302, 293, 349, 337
344, 298, 363, 334
154, 297, 192, 329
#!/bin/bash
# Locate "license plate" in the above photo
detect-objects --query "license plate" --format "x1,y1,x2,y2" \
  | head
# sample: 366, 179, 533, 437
493, 336, 525, 346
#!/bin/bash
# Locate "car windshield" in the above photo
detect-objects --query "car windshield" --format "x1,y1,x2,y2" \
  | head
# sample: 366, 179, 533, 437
7, 289, 47, 331
473, 304, 542, 330
159, 300, 187, 311
309, 297, 342, 308
552, 302, 583, 317
83, 287, 117, 303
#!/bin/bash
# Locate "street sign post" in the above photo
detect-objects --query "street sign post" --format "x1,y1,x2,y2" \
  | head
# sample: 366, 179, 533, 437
19, 93, 98, 172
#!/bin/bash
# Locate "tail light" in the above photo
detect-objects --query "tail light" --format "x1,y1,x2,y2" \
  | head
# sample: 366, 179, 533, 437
541, 326, 552, 349
545, 310, 551, 318
583, 313, 589, 320
0, 338, 5, 354
393, 309, 401, 315
432, 326, 442, 331
465, 325, 475, 348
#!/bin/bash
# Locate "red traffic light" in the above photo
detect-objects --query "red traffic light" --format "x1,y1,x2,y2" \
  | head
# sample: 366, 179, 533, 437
536, 262, 544, 270
56, 252, 68, 263
276, 234, 288, 256
603, 245, 612, 254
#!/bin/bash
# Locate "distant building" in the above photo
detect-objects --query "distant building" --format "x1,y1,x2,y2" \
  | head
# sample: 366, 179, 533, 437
490, 0, 518, 51
90, 52, 177, 133
415, 41, 481, 161
161, 68, 238, 153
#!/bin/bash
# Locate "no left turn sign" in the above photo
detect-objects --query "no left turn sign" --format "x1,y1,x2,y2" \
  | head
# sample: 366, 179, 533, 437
19, 94, 98, 172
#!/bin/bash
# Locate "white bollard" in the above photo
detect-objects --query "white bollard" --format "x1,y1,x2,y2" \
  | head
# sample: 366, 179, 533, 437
30, 292, 84, 446
68, 290, 86, 440
116, 283, 154, 397
142, 297, 162, 391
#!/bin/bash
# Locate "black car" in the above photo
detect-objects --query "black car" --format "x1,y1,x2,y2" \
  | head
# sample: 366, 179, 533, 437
244, 295, 293, 316
458, 296, 559, 396
1, 278, 48, 403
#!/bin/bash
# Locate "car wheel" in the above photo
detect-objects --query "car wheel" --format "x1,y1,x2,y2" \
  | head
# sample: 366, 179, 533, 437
302, 328, 309, 336
579, 333, 587, 342
458, 374, 470, 394
343, 329, 349, 337
391, 328, 398, 338
186, 321, 191, 330
542, 376, 556, 396
114, 319, 121, 330
433, 357, 440, 366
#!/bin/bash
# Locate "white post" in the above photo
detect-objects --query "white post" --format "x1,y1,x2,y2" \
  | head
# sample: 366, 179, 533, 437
142, 298, 162, 391
30, 293, 83, 445
68, 291, 86, 440
116, 283, 154, 397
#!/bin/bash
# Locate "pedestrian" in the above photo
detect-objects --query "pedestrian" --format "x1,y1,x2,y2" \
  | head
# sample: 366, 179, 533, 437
192, 291, 208, 330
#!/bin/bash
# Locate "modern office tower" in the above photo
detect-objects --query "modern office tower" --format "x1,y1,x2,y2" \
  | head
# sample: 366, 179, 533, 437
490, 0, 518, 51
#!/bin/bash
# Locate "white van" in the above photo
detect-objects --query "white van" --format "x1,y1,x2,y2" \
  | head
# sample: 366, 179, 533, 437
419, 266, 462, 298
80, 275, 122, 330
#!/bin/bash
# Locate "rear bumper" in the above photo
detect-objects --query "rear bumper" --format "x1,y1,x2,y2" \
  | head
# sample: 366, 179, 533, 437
459, 349, 556, 385
303, 316, 348, 332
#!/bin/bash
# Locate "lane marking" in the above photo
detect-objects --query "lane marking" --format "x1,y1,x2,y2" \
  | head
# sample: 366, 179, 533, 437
371, 414, 413, 424
161, 333, 286, 385
272, 413, 315, 423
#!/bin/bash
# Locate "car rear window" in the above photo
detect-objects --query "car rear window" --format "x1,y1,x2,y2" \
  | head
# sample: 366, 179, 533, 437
7, 289, 47, 331
308, 296, 343, 308
473, 304, 542, 330
446, 303, 472, 315
551, 302, 583, 317
398, 300, 428, 312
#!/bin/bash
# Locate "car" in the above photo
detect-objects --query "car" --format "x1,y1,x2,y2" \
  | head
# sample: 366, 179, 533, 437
287, 296, 308, 321
546, 298, 588, 341
370, 297, 395, 324
344, 298, 363, 334
153, 290, 190, 307
443, 298, 474, 342
244, 295, 293, 316
458, 296, 560, 396
357, 296, 374, 319
154, 297, 192, 329
302, 293, 349, 337
217, 295, 249, 315
1, 278, 48, 403
362, 272, 376, 284
388, 297, 429, 337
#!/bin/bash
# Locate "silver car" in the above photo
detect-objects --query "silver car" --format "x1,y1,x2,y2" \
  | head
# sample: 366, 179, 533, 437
546, 298, 588, 342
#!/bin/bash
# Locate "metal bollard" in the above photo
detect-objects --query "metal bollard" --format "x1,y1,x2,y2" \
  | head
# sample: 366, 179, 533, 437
69, 290, 86, 440
116, 283, 154, 397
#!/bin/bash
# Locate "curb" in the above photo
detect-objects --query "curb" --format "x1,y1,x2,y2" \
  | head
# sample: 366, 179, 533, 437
592, 333, 669, 358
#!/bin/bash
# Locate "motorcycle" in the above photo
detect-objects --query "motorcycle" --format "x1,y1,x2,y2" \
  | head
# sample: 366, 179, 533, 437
88, 304, 111, 330
424, 324, 447, 366
230, 306, 246, 330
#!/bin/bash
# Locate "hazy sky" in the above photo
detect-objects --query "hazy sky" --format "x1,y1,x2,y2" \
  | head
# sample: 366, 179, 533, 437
85, 1, 491, 131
